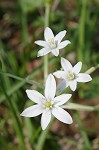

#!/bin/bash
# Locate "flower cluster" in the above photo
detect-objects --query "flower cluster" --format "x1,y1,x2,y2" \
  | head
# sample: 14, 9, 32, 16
21, 27, 92, 130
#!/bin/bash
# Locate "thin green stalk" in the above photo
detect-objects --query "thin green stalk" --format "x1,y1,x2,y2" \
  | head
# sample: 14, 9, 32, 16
0, 71, 43, 88
85, 64, 99, 74
62, 102, 99, 111
44, 1, 50, 80
0, 77, 26, 150
77, 0, 88, 62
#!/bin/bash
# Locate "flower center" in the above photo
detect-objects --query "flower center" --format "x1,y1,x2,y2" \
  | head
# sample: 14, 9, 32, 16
66, 72, 75, 80
45, 101, 51, 108
48, 38, 57, 49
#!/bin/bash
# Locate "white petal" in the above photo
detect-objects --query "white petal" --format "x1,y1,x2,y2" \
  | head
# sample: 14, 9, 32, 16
73, 62, 82, 74
35, 40, 48, 47
61, 57, 72, 72
45, 74, 56, 101
70, 80, 77, 91
20, 104, 44, 117
44, 27, 54, 41
41, 109, 51, 130
26, 90, 45, 104
51, 49, 59, 56
77, 73, 92, 82
58, 40, 71, 49
54, 94, 72, 106
37, 48, 51, 57
56, 80, 67, 92
55, 30, 66, 43
52, 107, 73, 124
53, 71, 66, 79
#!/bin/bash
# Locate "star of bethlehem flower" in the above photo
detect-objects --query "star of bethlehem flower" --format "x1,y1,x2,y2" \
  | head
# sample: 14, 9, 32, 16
53, 57, 92, 91
35, 27, 71, 57
20, 74, 73, 130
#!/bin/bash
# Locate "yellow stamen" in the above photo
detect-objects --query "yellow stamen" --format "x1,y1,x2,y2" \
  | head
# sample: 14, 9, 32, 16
67, 72, 75, 80
48, 38, 55, 45
45, 101, 51, 108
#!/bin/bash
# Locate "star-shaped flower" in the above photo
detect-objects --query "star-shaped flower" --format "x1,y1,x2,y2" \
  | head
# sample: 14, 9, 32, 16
35, 27, 71, 57
21, 74, 72, 130
53, 57, 92, 91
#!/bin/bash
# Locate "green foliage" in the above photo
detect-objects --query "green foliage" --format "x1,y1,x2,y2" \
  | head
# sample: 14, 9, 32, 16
20, 0, 44, 13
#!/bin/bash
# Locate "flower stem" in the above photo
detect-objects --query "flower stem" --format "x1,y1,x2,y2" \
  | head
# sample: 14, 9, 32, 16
62, 102, 99, 111
85, 64, 99, 74
44, 1, 50, 80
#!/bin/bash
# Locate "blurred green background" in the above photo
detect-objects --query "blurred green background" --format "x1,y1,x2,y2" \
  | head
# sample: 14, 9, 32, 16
0, 0, 99, 150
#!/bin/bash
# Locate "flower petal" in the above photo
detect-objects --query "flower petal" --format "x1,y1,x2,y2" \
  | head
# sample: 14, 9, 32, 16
56, 80, 67, 92
77, 73, 92, 82
41, 109, 51, 130
61, 57, 72, 72
53, 71, 66, 79
58, 40, 71, 49
45, 74, 56, 101
55, 30, 66, 43
26, 90, 45, 104
37, 48, 51, 57
73, 62, 82, 74
52, 107, 73, 124
44, 27, 54, 41
54, 94, 72, 106
35, 40, 48, 47
70, 80, 77, 91
51, 48, 59, 56
20, 104, 44, 117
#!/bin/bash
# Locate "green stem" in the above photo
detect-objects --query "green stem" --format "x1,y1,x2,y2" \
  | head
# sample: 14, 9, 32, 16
85, 64, 99, 74
44, 1, 50, 80
62, 102, 99, 111
0, 71, 43, 88
77, 0, 88, 62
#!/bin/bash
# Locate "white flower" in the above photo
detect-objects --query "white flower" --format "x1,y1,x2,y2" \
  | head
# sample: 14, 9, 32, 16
21, 74, 72, 130
53, 57, 92, 91
35, 27, 71, 57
